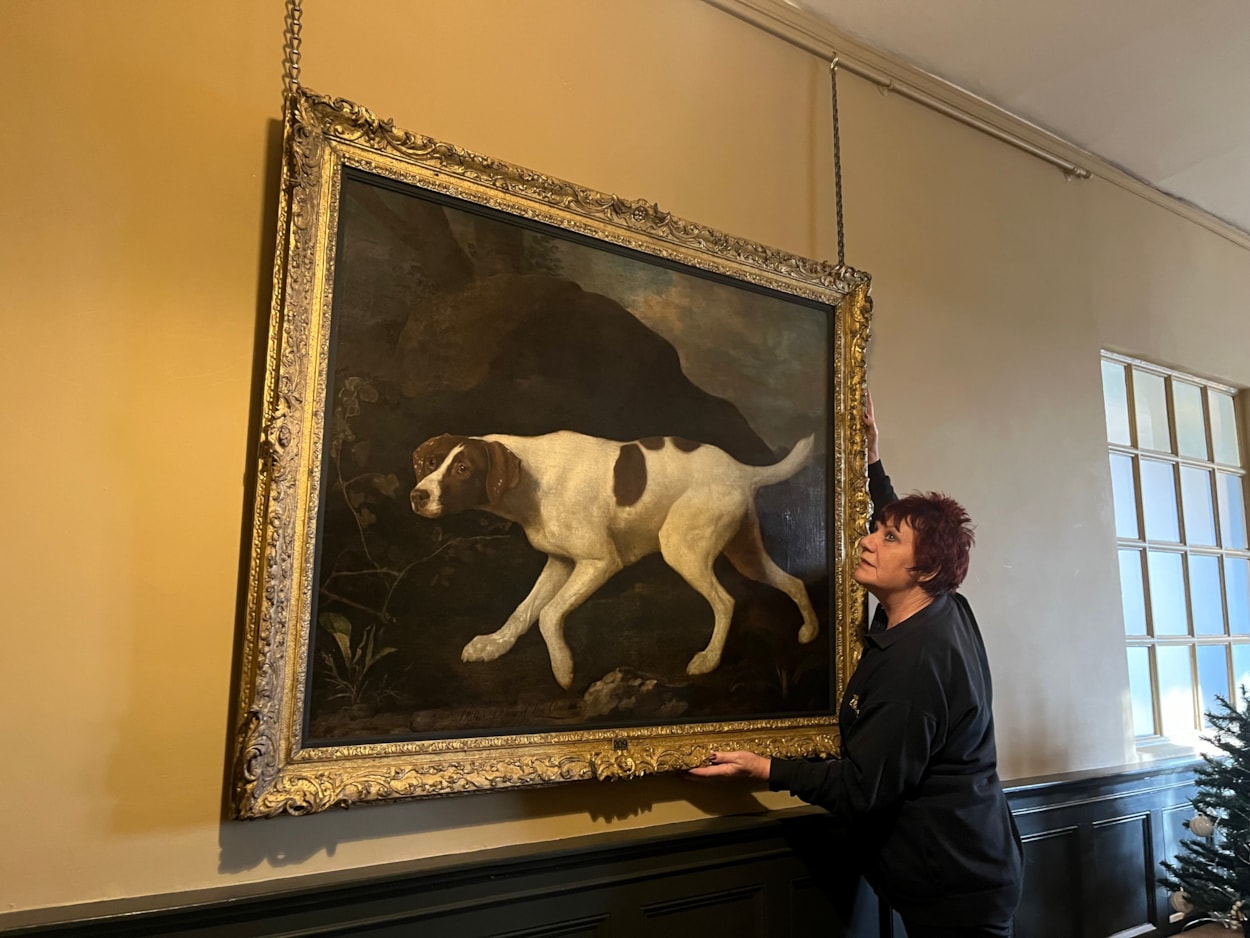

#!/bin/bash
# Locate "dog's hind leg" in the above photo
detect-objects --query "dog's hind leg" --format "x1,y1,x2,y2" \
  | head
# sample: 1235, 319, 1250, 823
723, 511, 819, 644
536, 558, 622, 689
659, 496, 742, 676
462, 556, 573, 663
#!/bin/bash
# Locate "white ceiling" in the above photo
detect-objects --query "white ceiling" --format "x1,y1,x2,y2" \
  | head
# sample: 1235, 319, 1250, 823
796, 0, 1250, 237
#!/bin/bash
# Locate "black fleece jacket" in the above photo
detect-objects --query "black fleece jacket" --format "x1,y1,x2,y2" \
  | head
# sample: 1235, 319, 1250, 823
768, 461, 1021, 926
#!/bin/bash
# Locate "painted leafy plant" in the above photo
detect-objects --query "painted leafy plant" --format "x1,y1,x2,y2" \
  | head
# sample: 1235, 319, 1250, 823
318, 612, 399, 709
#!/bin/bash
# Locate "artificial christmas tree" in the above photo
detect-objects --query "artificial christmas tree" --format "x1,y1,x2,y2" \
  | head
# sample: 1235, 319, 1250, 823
1160, 692, 1250, 932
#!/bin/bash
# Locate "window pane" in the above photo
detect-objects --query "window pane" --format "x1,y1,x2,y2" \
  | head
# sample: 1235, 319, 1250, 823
1180, 466, 1217, 546
1217, 472, 1248, 550
1173, 381, 1208, 459
1127, 646, 1156, 736
1118, 549, 1147, 635
1110, 453, 1139, 539
1140, 459, 1180, 541
1197, 645, 1230, 728
1133, 369, 1171, 452
1101, 359, 1132, 445
1148, 550, 1188, 635
1233, 644, 1250, 706
1190, 554, 1225, 635
1156, 644, 1195, 737
1211, 391, 1241, 466
1228, 557, 1250, 635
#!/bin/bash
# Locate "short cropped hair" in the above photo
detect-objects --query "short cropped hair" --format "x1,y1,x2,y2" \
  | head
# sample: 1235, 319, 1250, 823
879, 493, 975, 595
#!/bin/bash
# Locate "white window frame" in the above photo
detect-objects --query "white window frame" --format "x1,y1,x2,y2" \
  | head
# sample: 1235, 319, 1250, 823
1101, 351, 1250, 746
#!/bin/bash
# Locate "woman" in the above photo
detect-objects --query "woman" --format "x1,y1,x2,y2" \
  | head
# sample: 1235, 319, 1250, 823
690, 394, 1022, 937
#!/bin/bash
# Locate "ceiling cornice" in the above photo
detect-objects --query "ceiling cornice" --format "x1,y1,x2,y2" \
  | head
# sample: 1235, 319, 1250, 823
705, 0, 1250, 252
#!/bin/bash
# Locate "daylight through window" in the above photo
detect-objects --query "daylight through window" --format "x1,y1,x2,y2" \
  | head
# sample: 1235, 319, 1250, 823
1101, 352, 1250, 743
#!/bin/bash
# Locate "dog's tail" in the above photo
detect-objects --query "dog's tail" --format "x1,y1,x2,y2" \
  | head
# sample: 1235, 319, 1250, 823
750, 434, 815, 489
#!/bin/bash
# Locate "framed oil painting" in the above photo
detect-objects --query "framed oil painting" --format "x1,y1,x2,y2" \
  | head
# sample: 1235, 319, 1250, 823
231, 89, 872, 817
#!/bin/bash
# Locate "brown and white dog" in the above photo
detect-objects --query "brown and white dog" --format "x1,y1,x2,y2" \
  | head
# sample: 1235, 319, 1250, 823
410, 430, 818, 689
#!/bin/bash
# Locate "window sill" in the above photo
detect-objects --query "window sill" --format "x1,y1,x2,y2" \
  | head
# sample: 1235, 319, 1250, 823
1135, 738, 1204, 762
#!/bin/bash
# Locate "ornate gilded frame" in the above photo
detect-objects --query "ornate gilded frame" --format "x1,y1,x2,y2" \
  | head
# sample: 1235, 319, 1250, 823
231, 89, 872, 817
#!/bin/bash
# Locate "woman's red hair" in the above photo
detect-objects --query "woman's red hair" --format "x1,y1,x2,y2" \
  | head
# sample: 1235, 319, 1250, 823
879, 493, 975, 595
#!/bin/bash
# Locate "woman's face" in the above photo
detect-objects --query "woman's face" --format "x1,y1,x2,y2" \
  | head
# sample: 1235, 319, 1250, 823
854, 516, 927, 598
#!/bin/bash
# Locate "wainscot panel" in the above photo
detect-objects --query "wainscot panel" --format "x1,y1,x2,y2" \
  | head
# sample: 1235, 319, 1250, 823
0, 759, 1201, 938
1008, 758, 1199, 938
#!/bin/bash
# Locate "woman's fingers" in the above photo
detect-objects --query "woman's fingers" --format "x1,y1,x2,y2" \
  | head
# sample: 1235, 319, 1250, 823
687, 751, 769, 779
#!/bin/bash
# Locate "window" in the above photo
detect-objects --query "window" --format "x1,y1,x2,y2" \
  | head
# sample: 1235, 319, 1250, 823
1101, 353, 1250, 744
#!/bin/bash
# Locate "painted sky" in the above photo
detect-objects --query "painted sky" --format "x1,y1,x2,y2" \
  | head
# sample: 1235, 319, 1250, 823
540, 230, 829, 452
442, 205, 830, 452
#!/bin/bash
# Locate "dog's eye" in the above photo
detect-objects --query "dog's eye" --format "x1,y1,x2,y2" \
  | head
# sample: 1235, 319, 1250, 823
427, 457, 438, 468
455, 463, 468, 474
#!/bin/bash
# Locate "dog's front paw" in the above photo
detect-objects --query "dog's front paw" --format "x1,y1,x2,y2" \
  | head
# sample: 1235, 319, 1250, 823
686, 650, 721, 676
461, 634, 508, 662
551, 664, 574, 690
542, 641, 574, 689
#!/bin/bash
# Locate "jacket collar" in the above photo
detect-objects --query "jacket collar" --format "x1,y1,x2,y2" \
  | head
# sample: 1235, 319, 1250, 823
865, 592, 951, 649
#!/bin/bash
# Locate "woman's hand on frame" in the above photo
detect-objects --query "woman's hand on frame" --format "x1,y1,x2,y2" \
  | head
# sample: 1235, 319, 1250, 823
687, 750, 771, 781
864, 387, 879, 464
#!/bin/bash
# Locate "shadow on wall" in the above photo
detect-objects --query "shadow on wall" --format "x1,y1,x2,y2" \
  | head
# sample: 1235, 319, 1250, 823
101, 118, 289, 840
216, 772, 772, 873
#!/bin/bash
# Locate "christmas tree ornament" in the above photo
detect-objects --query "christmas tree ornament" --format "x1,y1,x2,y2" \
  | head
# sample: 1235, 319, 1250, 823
1169, 890, 1195, 914
1189, 813, 1218, 839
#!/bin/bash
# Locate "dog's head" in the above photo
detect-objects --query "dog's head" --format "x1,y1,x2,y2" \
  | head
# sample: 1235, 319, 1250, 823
410, 434, 521, 517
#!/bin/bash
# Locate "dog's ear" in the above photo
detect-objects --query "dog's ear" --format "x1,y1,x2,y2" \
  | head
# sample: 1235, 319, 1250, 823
484, 440, 521, 504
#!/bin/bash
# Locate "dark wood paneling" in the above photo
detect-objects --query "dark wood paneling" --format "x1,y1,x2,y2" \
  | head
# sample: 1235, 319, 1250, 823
1016, 827, 1083, 938
1091, 813, 1153, 937
1159, 802, 1196, 890
1009, 759, 1199, 938
492, 920, 610, 938
643, 885, 766, 936
0, 760, 1202, 938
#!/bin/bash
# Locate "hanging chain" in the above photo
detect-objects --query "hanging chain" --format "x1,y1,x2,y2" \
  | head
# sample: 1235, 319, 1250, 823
829, 56, 846, 268
283, 0, 303, 99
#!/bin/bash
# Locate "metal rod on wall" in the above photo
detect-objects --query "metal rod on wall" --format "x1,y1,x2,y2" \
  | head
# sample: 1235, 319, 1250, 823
836, 57, 1090, 181
703, 0, 1089, 181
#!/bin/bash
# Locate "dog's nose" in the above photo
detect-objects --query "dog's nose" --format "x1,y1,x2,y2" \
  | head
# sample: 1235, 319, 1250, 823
411, 488, 430, 510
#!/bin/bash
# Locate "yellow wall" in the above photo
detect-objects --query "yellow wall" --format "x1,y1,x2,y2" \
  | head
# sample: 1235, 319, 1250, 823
2, 0, 1248, 917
